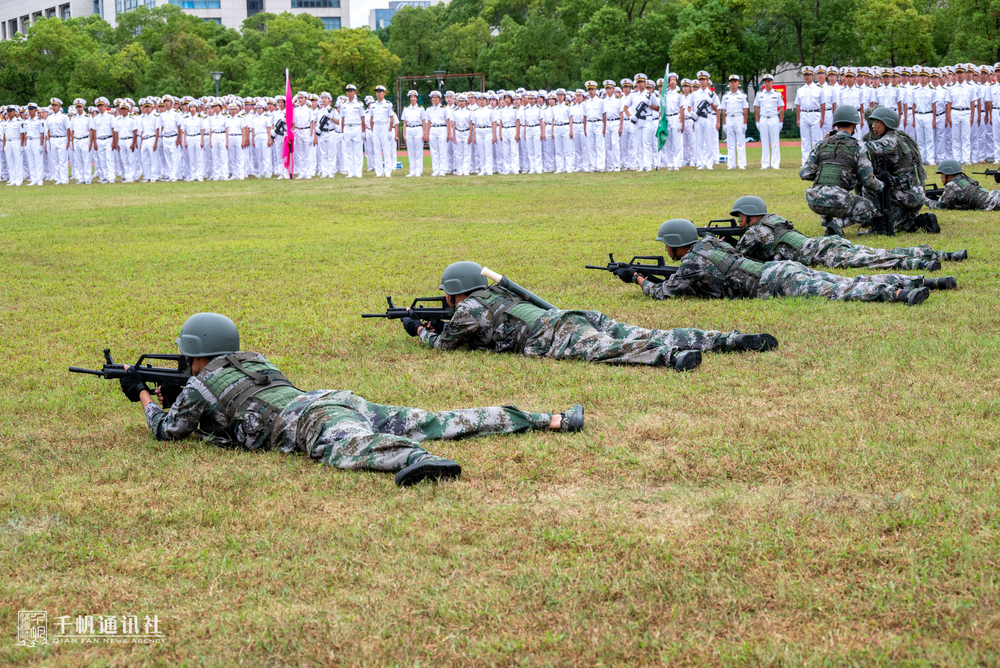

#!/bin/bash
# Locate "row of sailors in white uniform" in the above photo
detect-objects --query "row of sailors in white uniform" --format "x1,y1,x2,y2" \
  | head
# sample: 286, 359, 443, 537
791, 63, 1000, 169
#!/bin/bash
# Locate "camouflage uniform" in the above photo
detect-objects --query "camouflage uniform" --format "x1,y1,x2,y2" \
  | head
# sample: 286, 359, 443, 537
144, 352, 553, 472
800, 130, 883, 231
417, 285, 750, 365
926, 174, 1000, 211
642, 236, 922, 302
863, 131, 926, 228
735, 213, 945, 270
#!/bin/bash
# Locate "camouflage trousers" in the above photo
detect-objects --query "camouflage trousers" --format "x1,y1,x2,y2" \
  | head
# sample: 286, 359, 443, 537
869, 185, 925, 230
277, 390, 552, 472
801, 236, 944, 270
806, 184, 878, 229
759, 261, 922, 302
523, 310, 741, 366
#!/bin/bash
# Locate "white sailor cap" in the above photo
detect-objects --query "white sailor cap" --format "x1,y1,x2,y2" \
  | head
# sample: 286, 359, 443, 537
27, 102, 39, 109
603, 79, 615, 87
535, 90, 547, 97
815, 65, 827, 73
96, 96, 110, 105
761, 73, 774, 81
487, 92, 498, 100
547, 92, 557, 99
573, 88, 584, 96
697, 70, 710, 79
634, 72, 647, 81
614, 87, 621, 94
364, 95, 375, 102
516, 87, 526, 94
620, 78, 632, 87
407, 89, 418, 97
995, 62, 1000, 70
585, 80, 598, 89
50, 97, 63, 106
446, 90, 455, 96
801, 66, 813, 75
375, 85, 386, 92
346, 84, 357, 90
729, 74, 740, 81
655, 77, 663, 85
118, 101, 130, 109
430, 90, 441, 97
126, 97, 135, 107
827, 66, 839, 74
73, 98, 86, 107
843, 68, 857, 76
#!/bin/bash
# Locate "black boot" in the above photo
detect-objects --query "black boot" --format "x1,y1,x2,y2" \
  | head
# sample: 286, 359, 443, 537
946, 250, 968, 262
671, 349, 702, 372
395, 456, 462, 487
896, 287, 930, 306
914, 213, 940, 233
823, 217, 843, 237
732, 333, 779, 352
917, 260, 942, 271
560, 405, 585, 432
924, 276, 957, 290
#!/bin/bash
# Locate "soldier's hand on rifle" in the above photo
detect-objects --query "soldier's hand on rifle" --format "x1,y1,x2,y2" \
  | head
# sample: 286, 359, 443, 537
426, 319, 446, 334
613, 267, 638, 284
401, 316, 422, 337
119, 366, 149, 403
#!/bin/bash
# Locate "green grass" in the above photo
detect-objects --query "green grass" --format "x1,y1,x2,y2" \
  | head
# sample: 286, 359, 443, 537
2, 148, 999, 666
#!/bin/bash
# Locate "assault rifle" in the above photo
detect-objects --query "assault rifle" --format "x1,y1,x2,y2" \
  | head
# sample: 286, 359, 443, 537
868, 154, 898, 236
972, 168, 1000, 183
924, 182, 945, 201
586, 253, 678, 284
69, 348, 191, 407
362, 296, 452, 321
698, 218, 744, 245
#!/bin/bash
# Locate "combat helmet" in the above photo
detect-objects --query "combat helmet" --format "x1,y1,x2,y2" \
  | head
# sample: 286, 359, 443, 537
655, 219, 699, 247
176, 313, 240, 357
832, 105, 861, 127
935, 159, 962, 176
869, 106, 899, 130
729, 196, 767, 217
439, 261, 489, 295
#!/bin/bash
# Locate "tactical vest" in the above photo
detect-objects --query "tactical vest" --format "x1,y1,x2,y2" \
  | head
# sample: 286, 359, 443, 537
813, 133, 859, 188
695, 248, 765, 299
468, 286, 548, 350
759, 215, 808, 253
201, 352, 303, 451
952, 173, 991, 209
893, 132, 916, 184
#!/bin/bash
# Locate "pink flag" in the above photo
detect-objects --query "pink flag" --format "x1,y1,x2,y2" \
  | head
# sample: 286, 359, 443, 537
282, 68, 294, 177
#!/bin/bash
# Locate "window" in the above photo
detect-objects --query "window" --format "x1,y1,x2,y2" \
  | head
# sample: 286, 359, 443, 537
168, 0, 221, 7
118, 0, 154, 13
60, 4, 71, 18
247, 0, 263, 16
32, 11, 43, 22
1, 23, 5, 40
92, 0, 103, 18
46, 8, 56, 18
205, 17, 221, 23
292, 0, 340, 7
320, 17, 341, 29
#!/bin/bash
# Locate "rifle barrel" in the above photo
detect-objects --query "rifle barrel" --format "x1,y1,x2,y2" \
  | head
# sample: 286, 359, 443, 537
68, 366, 104, 376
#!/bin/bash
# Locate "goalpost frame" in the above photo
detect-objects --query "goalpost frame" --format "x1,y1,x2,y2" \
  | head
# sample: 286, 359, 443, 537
395, 73, 485, 149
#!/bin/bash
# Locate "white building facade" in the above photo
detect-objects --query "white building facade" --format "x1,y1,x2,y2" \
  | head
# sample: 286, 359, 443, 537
2, 0, 348, 38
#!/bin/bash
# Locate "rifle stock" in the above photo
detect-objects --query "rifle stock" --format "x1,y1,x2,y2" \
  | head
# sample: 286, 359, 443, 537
698, 218, 744, 245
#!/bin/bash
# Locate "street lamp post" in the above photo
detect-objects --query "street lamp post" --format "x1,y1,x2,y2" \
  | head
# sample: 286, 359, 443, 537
433, 70, 446, 93
210, 71, 223, 97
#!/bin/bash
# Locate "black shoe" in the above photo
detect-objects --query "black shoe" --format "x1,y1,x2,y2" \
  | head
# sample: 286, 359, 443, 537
915, 213, 940, 233
671, 349, 702, 372
918, 260, 942, 271
824, 225, 842, 237
732, 333, 779, 352
395, 457, 462, 487
925, 276, 957, 290
898, 287, 930, 306
560, 404, 585, 432
947, 249, 968, 262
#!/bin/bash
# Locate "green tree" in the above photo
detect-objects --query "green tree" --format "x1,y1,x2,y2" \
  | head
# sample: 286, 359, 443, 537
941, 0, 1000, 63
318, 27, 402, 96
855, 0, 935, 66
478, 12, 575, 89
385, 6, 446, 77
108, 42, 150, 98
242, 13, 328, 96
671, 0, 772, 84
751, 0, 862, 67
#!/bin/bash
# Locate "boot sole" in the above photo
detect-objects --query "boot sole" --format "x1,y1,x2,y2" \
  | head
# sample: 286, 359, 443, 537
673, 350, 702, 372
736, 334, 779, 352
395, 460, 462, 487
907, 287, 930, 306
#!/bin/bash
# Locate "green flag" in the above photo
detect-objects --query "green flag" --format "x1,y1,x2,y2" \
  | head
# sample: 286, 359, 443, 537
656, 63, 670, 152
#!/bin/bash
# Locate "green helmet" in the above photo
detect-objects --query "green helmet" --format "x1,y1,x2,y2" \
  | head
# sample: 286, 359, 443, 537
832, 105, 861, 127
935, 159, 962, 175
869, 106, 899, 130
729, 195, 767, 217
439, 261, 488, 296
655, 219, 699, 247
176, 313, 240, 357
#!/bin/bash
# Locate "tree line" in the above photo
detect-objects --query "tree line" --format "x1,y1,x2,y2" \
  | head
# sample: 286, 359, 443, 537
0, 0, 997, 105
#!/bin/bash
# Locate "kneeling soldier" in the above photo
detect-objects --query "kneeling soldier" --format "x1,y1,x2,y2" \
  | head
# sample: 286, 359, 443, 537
618, 219, 952, 307
925, 160, 1000, 211
406, 262, 780, 373
123, 313, 585, 487
729, 195, 965, 274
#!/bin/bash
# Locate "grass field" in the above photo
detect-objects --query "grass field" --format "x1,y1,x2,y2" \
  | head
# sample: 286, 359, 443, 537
2, 147, 999, 666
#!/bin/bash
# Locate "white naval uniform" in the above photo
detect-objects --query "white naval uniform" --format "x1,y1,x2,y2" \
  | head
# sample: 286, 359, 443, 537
292, 105, 314, 178
604, 96, 624, 171
472, 105, 496, 175
90, 111, 116, 183
452, 106, 473, 176
934, 86, 951, 162
207, 114, 227, 180
682, 94, 696, 165
820, 83, 838, 135
657, 89, 681, 170
315, 106, 338, 178
837, 85, 864, 139
2, 118, 24, 185
949, 82, 974, 164
794, 82, 823, 166
22, 117, 45, 184
401, 104, 425, 176
46, 111, 71, 184
224, 113, 245, 179
426, 104, 451, 176
70, 112, 93, 183
992, 81, 1000, 163
720, 89, 748, 169
158, 108, 182, 181
910, 84, 936, 164
520, 104, 542, 174
541, 105, 556, 172
755, 88, 783, 169
137, 112, 160, 182
369, 99, 394, 177
182, 113, 204, 181
497, 106, 519, 175
627, 88, 658, 170
549, 103, 572, 173
582, 95, 606, 172
568, 102, 586, 171
341, 99, 365, 178
689, 87, 718, 169
114, 114, 137, 183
